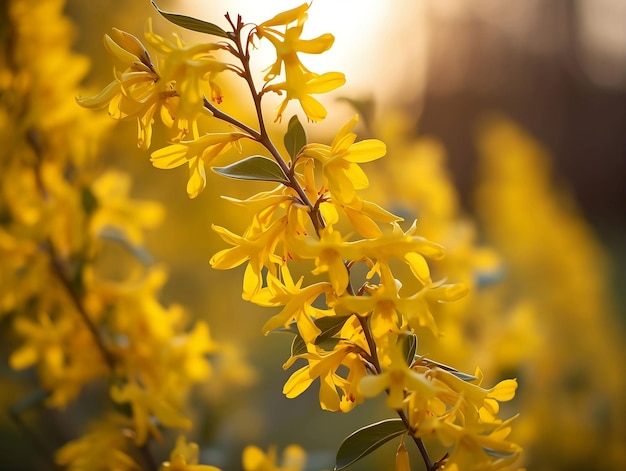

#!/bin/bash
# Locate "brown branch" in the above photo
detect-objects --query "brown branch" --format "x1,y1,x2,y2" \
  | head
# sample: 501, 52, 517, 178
211, 16, 437, 471
203, 19, 325, 235
26, 127, 158, 471
47, 244, 116, 371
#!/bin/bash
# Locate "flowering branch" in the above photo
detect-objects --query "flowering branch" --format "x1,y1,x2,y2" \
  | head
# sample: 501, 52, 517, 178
70, 2, 524, 471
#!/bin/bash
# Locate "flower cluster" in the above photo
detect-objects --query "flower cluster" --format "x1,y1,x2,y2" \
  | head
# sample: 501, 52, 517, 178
1, 0, 245, 469
368, 110, 626, 470
73, 3, 523, 470
474, 118, 626, 470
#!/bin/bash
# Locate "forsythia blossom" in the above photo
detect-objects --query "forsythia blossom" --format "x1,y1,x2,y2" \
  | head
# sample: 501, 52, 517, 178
19, 1, 530, 470
159, 436, 222, 471
256, 3, 346, 121
3, 1, 248, 470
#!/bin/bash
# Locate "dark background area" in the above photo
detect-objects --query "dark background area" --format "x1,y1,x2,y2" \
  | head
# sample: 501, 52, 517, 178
410, 0, 625, 317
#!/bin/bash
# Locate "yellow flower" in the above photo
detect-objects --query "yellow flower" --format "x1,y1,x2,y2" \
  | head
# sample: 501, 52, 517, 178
330, 265, 404, 338
144, 18, 229, 114
336, 349, 369, 412
256, 3, 345, 121
76, 28, 169, 149
353, 221, 446, 283
283, 340, 367, 412
89, 170, 164, 244
421, 412, 522, 471
209, 217, 287, 300
341, 198, 403, 239
9, 309, 107, 407
160, 435, 222, 471
169, 320, 219, 383
9, 311, 73, 373
77, 21, 230, 149
431, 367, 518, 422
288, 227, 351, 295
110, 382, 192, 445
251, 264, 334, 343
150, 132, 249, 198
257, 3, 334, 80
302, 116, 386, 204
55, 414, 141, 471
243, 444, 306, 471
358, 335, 441, 410
221, 186, 294, 231
331, 258, 466, 339
265, 69, 345, 122
395, 437, 411, 471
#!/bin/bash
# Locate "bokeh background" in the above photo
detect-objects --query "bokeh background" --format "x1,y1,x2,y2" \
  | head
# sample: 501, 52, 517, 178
2, 0, 625, 470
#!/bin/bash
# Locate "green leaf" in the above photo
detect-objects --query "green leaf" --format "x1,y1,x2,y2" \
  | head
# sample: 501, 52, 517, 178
316, 337, 341, 352
283, 115, 307, 160
291, 334, 307, 357
401, 333, 418, 366
335, 419, 406, 471
449, 369, 479, 382
99, 227, 154, 266
81, 186, 98, 216
9, 388, 49, 418
484, 447, 518, 459
314, 316, 350, 345
336, 95, 375, 132
151, 1, 229, 38
267, 321, 298, 334
421, 358, 478, 382
212, 155, 289, 184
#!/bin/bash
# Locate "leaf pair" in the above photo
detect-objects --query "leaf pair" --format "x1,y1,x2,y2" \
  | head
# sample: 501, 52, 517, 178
213, 115, 307, 184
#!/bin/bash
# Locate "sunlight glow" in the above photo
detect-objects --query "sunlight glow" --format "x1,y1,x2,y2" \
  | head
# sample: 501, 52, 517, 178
182, 0, 430, 109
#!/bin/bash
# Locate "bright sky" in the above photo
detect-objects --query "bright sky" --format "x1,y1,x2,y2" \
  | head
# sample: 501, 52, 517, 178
172, 0, 626, 124
182, 0, 430, 103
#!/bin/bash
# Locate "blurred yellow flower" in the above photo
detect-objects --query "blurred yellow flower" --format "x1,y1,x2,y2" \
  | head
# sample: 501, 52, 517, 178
160, 435, 222, 471
90, 170, 165, 244
110, 381, 192, 445
76, 28, 168, 149
55, 414, 140, 471
243, 444, 306, 471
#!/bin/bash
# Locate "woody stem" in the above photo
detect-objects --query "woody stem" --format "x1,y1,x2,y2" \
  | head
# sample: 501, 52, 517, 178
206, 19, 325, 234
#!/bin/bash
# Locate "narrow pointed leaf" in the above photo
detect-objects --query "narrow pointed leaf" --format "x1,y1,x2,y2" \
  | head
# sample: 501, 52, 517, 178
212, 155, 289, 184
421, 358, 478, 382
401, 333, 418, 366
284, 115, 307, 160
335, 419, 406, 471
314, 316, 349, 345
99, 227, 154, 266
267, 321, 298, 334
449, 369, 480, 382
291, 334, 307, 357
484, 447, 518, 459
152, 1, 229, 38
316, 337, 341, 352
